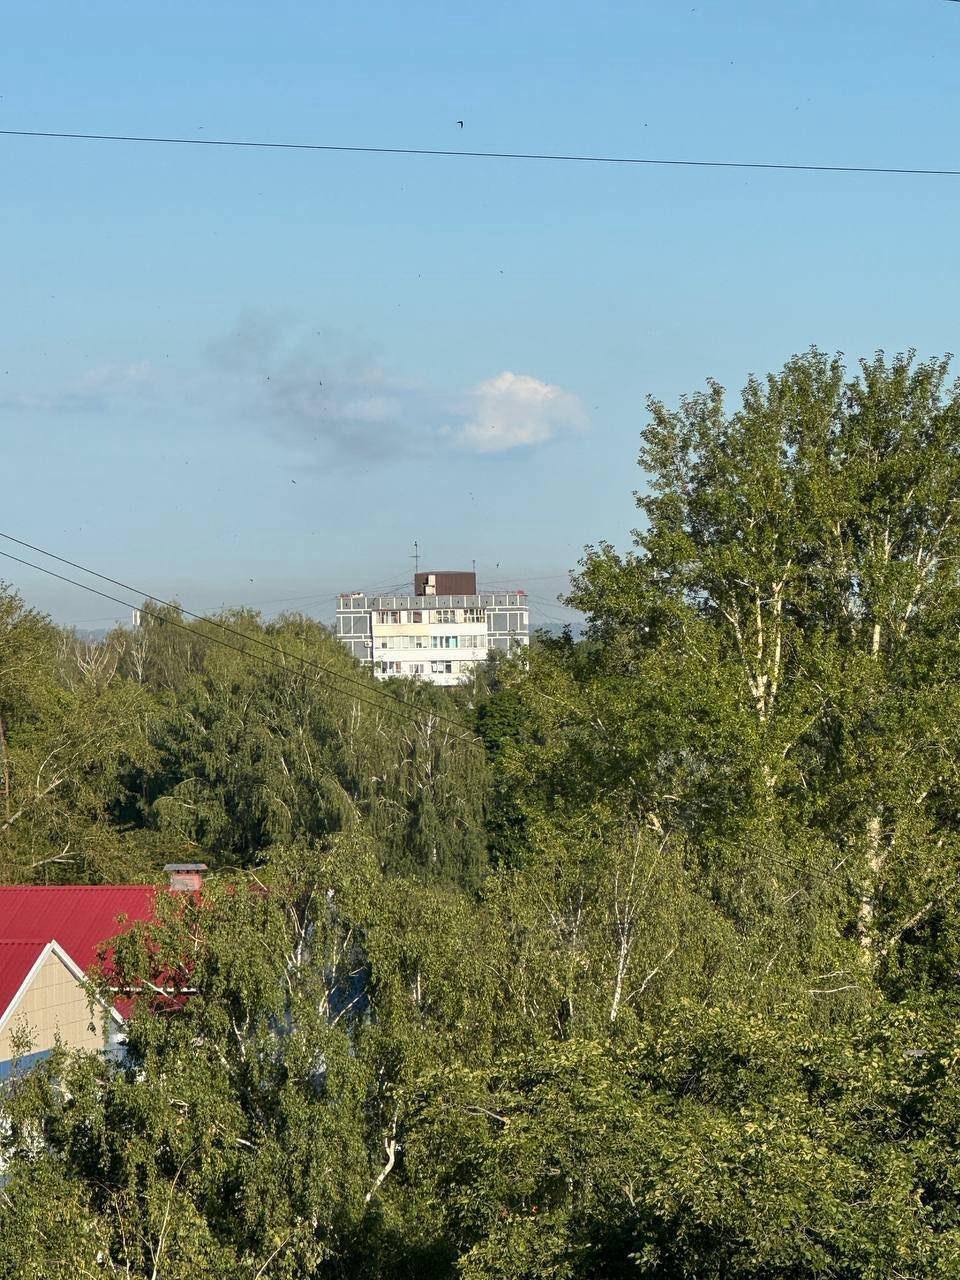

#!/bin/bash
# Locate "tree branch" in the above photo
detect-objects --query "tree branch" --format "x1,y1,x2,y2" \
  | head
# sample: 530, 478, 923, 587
365, 1115, 399, 1204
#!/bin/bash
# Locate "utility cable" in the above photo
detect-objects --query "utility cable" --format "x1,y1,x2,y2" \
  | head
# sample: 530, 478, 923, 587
0, 531, 503, 735
3, 127, 960, 179
0, 543, 480, 743
0, 538, 900, 898
0, 531, 474, 734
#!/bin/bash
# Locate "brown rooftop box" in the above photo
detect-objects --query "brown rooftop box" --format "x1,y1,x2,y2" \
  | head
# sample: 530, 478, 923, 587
415, 570, 478, 597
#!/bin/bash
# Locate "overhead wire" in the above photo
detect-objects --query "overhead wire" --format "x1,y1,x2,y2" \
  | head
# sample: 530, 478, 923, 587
0, 112, 926, 902
0, 545, 461, 740
366, 579, 416, 598
0, 539, 479, 742
0, 534, 878, 895
528, 604, 580, 628
3, 127, 960, 179
62, 590, 333, 630
0, 540, 864, 898
479, 573, 574, 587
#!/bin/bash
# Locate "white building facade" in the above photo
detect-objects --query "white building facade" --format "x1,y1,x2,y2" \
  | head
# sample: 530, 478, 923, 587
336, 578, 529, 687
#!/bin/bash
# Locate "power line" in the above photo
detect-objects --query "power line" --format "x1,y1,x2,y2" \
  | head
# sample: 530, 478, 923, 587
0, 538, 478, 741
0, 543, 474, 741
366, 579, 416, 598
526, 599, 580, 627
480, 573, 574, 586
3, 127, 960, 180
0, 540, 869, 899
0, 544, 479, 744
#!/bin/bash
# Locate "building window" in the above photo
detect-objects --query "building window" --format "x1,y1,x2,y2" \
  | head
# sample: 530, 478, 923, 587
412, 610, 423, 623
377, 610, 400, 625
463, 607, 485, 624
411, 663, 424, 676
433, 608, 457, 623
431, 660, 454, 674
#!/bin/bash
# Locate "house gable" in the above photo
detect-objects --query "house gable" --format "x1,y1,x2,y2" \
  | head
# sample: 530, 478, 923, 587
0, 940, 121, 1067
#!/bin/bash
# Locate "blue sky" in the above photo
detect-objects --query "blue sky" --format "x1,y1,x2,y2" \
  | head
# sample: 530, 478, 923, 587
2, 0, 959, 629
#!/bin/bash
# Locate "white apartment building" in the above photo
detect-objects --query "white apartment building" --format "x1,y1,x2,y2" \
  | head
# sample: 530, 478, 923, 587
336, 571, 529, 686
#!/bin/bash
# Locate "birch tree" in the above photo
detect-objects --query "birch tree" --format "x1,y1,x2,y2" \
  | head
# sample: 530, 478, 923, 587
563, 349, 960, 992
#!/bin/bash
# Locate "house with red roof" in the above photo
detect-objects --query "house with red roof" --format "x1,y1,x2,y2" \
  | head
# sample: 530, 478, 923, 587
0, 868, 204, 1078
0, 938, 123, 1078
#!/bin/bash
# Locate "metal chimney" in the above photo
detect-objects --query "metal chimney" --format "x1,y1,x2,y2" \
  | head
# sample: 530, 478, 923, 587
163, 863, 208, 892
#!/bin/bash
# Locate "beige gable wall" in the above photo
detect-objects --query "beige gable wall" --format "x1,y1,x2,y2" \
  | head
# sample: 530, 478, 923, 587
0, 950, 109, 1062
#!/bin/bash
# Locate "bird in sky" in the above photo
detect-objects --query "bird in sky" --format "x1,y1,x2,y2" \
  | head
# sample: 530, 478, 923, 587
456, 120, 463, 128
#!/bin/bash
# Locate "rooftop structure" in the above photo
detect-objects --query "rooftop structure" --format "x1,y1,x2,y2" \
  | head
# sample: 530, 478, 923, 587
414, 570, 478, 596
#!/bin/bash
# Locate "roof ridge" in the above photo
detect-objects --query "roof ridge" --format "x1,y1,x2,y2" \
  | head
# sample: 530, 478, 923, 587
0, 884, 155, 890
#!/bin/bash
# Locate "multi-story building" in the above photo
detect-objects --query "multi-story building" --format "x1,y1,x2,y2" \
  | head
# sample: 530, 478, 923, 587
336, 570, 529, 686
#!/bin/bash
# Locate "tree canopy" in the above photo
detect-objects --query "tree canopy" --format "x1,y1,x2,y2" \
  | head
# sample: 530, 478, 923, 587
2, 349, 960, 1277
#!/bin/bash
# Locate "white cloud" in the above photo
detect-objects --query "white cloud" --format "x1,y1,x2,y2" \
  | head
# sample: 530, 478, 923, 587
455, 371, 588, 453
1, 316, 588, 466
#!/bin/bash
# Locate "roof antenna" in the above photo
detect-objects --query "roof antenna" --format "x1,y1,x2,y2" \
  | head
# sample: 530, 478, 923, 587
411, 540, 420, 576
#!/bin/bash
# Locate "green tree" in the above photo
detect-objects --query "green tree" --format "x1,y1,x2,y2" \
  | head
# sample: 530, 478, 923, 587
138, 612, 489, 883
405, 1002, 960, 1279
0, 584, 160, 882
1, 840, 382, 1277
536, 349, 960, 1000
7, 349, 960, 1278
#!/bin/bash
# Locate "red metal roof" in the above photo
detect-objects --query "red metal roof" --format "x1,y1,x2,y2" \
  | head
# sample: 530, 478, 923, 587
0, 886, 156, 977
0, 939, 48, 1025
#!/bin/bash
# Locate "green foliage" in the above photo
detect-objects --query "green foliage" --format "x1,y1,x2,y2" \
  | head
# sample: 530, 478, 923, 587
3, 840, 959, 1277
139, 612, 489, 881
485, 350, 960, 997
3, 349, 960, 1275
0, 584, 161, 882
407, 1003, 960, 1278
0, 594, 489, 885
